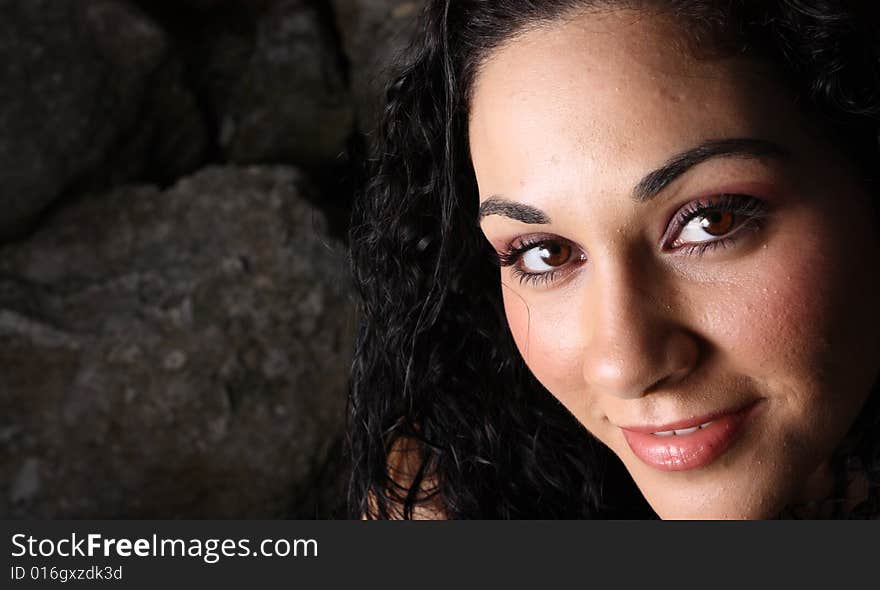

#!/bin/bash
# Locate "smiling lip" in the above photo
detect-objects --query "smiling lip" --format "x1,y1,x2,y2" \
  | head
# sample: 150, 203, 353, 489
620, 401, 761, 472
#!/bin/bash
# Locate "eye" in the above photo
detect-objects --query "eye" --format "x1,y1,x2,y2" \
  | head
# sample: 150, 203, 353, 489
678, 210, 735, 242
494, 236, 586, 287
521, 241, 572, 272
666, 194, 768, 252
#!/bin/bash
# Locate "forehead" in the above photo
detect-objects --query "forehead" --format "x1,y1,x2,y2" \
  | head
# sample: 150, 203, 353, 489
468, 10, 788, 203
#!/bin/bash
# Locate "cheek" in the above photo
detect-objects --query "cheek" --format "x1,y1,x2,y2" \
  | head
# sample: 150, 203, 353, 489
500, 283, 532, 359
501, 282, 588, 410
706, 206, 880, 438
714, 248, 832, 379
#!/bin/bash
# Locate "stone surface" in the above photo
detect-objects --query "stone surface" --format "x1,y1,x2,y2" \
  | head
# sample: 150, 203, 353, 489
0, 0, 207, 242
192, 0, 355, 167
332, 0, 424, 132
0, 166, 355, 518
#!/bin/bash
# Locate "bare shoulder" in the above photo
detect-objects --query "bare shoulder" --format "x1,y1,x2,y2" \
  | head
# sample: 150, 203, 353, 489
361, 436, 448, 520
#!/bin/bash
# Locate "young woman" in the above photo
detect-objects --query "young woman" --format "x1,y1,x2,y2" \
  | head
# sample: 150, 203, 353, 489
347, 0, 880, 519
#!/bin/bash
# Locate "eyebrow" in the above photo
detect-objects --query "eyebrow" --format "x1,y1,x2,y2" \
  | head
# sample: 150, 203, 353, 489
476, 199, 551, 224
633, 138, 788, 202
477, 137, 789, 224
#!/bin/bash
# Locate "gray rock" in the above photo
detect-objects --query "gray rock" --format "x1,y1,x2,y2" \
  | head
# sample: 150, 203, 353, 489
0, 0, 207, 242
204, 0, 355, 167
0, 166, 355, 518
9, 458, 41, 504
332, 0, 424, 132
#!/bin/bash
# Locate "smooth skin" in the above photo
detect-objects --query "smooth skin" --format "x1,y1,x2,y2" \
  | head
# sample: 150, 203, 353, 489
471, 9, 880, 519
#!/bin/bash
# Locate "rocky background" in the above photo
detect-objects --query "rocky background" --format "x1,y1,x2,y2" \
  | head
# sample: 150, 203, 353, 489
0, 0, 423, 518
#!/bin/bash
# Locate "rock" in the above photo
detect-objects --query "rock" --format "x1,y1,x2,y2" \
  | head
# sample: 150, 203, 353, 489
176, 0, 355, 167
0, 0, 207, 242
9, 458, 41, 505
332, 0, 424, 132
0, 166, 355, 518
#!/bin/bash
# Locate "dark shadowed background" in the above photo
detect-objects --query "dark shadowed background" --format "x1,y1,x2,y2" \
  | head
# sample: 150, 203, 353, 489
0, 0, 423, 519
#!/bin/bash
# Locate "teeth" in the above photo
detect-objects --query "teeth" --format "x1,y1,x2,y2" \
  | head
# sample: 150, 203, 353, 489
652, 421, 714, 436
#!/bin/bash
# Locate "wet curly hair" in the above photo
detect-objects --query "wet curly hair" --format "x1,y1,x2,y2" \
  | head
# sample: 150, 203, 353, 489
347, 0, 880, 519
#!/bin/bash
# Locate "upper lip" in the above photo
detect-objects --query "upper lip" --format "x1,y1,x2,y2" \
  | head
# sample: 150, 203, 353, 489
617, 400, 758, 433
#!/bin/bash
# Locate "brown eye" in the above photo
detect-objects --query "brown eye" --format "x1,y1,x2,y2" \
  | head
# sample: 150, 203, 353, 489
538, 242, 571, 266
699, 210, 735, 236
518, 240, 574, 273
668, 193, 768, 253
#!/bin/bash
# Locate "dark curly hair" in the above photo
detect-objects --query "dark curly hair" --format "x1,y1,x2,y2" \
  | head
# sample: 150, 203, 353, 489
347, 0, 880, 519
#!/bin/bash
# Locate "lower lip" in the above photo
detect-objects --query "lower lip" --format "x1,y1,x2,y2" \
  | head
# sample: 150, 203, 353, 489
621, 402, 760, 472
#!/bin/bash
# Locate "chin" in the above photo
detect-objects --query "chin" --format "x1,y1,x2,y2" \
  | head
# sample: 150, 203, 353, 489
627, 458, 815, 520
605, 397, 848, 520
646, 492, 785, 520
617, 444, 808, 520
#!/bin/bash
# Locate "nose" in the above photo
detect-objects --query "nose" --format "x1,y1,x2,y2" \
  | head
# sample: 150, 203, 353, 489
581, 258, 700, 400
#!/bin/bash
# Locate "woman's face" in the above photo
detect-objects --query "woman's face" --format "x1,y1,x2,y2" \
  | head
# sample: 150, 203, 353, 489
470, 10, 880, 519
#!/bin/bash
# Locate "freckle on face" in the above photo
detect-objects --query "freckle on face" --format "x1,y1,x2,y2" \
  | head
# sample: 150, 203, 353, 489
472, 10, 880, 518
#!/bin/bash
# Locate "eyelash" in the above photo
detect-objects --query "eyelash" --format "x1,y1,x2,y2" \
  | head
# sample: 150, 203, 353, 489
495, 236, 580, 287
667, 193, 768, 254
494, 193, 769, 287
